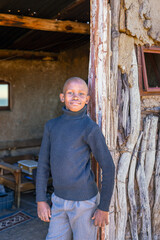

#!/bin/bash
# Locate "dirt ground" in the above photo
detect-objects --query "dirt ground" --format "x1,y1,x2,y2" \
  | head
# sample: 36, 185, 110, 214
0, 191, 49, 240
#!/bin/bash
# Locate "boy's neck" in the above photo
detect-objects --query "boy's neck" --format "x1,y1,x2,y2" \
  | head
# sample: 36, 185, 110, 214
62, 105, 87, 118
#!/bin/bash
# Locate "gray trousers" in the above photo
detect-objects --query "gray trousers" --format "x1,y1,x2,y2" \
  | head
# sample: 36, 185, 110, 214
46, 193, 99, 240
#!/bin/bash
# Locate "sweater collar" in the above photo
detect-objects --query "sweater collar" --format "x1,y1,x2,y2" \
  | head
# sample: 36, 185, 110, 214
62, 105, 87, 119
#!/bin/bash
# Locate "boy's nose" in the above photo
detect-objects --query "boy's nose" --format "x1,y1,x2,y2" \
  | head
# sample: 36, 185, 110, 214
72, 93, 79, 99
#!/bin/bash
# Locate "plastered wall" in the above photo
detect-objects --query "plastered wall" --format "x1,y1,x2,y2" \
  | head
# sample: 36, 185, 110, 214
0, 43, 89, 156
120, 0, 160, 45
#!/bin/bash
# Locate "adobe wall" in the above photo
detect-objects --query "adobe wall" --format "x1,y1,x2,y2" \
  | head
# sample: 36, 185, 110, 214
0, 43, 89, 157
120, 0, 160, 45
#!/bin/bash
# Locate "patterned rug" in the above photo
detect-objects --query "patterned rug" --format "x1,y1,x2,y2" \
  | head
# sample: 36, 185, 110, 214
0, 211, 34, 232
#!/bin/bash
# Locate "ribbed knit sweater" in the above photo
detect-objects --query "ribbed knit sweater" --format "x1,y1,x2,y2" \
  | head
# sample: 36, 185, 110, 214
36, 106, 115, 211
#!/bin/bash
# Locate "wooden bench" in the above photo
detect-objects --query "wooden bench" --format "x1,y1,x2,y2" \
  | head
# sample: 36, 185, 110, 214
0, 154, 36, 208
0, 154, 53, 208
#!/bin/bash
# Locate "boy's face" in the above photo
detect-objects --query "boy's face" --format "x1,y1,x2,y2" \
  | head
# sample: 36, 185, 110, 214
59, 79, 90, 112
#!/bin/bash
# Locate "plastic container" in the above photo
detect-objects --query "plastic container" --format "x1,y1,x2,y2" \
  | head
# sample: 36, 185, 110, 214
0, 188, 14, 210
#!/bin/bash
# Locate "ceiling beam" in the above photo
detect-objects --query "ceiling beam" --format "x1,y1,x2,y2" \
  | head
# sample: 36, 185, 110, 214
54, 0, 87, 19
0, 13, 90, 35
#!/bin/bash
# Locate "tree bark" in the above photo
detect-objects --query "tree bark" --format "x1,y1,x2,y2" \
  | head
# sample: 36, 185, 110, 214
110, 0, 120, 150
153, 131, 160, 240
136, 116, 152, 240
144, 116, 158, 188
128, 132, 143, 240
109, 0, 121, 238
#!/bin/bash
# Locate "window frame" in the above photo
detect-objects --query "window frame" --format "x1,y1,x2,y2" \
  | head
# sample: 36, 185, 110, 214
0, 80, 10, 110
138, 46, 160, 95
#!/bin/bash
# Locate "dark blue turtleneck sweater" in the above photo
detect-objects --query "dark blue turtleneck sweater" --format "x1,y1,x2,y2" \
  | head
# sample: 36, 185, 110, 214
36, 106, 115, 211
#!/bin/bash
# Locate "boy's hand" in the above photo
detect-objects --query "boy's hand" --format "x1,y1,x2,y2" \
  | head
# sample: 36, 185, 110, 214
92, 209, 109, 227
37, 201, 51, 222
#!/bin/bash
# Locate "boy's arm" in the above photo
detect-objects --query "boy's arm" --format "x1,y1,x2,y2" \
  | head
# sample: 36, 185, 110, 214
36, 122, 51, 204
87, 125, 115, 225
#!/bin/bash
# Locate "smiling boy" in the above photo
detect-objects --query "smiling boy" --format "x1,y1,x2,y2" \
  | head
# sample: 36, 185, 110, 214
36, 77, 115, 240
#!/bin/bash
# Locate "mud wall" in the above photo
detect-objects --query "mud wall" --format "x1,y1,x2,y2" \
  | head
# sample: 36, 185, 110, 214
119, 0, 160, 108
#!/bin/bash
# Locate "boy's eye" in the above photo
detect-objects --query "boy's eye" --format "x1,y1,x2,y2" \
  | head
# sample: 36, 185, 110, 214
79, 92, 85, 96
67, 91, 73, 95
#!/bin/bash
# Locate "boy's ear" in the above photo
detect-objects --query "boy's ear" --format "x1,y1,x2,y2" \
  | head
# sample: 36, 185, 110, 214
59, 93, 65, 103
85, 95, 90, 104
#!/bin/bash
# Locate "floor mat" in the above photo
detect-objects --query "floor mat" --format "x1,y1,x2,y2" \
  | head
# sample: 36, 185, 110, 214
0, 211, 34, 232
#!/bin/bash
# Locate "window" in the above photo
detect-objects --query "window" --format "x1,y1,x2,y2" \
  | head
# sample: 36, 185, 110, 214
138, 46, 160, 95
0, 81, 10, 110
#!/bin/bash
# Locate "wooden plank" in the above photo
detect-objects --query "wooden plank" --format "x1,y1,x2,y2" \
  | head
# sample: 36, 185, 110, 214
142, 107, 160, 115
0, 13, 90, 35
0, 49, 58, 60
0, 177, 16, 189
20, 182, 35, 191
0, 162, 21, 173
0, 138, 41, 151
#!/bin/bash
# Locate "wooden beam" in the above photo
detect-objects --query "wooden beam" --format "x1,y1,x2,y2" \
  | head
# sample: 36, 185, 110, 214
0, 49, 58, 60
54, 0, 87, 18
0, 138, 42, 151
0, 13, 90, 35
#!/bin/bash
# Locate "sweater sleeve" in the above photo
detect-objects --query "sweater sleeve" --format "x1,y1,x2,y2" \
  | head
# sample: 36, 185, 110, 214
36, 122, 51, 202
86, 125, 115, 211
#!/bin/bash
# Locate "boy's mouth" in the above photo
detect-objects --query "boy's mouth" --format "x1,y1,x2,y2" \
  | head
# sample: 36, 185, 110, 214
70, 101, 81, 105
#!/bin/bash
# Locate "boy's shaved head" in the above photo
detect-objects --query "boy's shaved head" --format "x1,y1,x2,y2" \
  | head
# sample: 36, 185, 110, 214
60, 77, 90, 112
63, 77, 88, 94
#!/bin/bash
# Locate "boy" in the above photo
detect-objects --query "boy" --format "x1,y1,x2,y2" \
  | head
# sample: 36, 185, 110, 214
36, 77, 115, 240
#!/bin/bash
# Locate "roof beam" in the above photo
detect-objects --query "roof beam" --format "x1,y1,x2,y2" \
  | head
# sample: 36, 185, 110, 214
54, 0, 87, 18
0, 13, 90, 35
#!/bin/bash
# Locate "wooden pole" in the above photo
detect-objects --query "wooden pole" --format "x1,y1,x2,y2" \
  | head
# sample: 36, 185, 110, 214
116, 48, 141, 240
128, 132, 143, 240
153, 132, 160, 239
144, 116, 158, 188
136, 116, 152, 240
88, 0, 113, 239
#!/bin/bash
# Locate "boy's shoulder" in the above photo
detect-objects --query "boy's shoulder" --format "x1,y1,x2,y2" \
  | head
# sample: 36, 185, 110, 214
44, 113, 100, 134
85, 114, 97, 125
45, 115, 62, 130
85, 114, 100, 132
